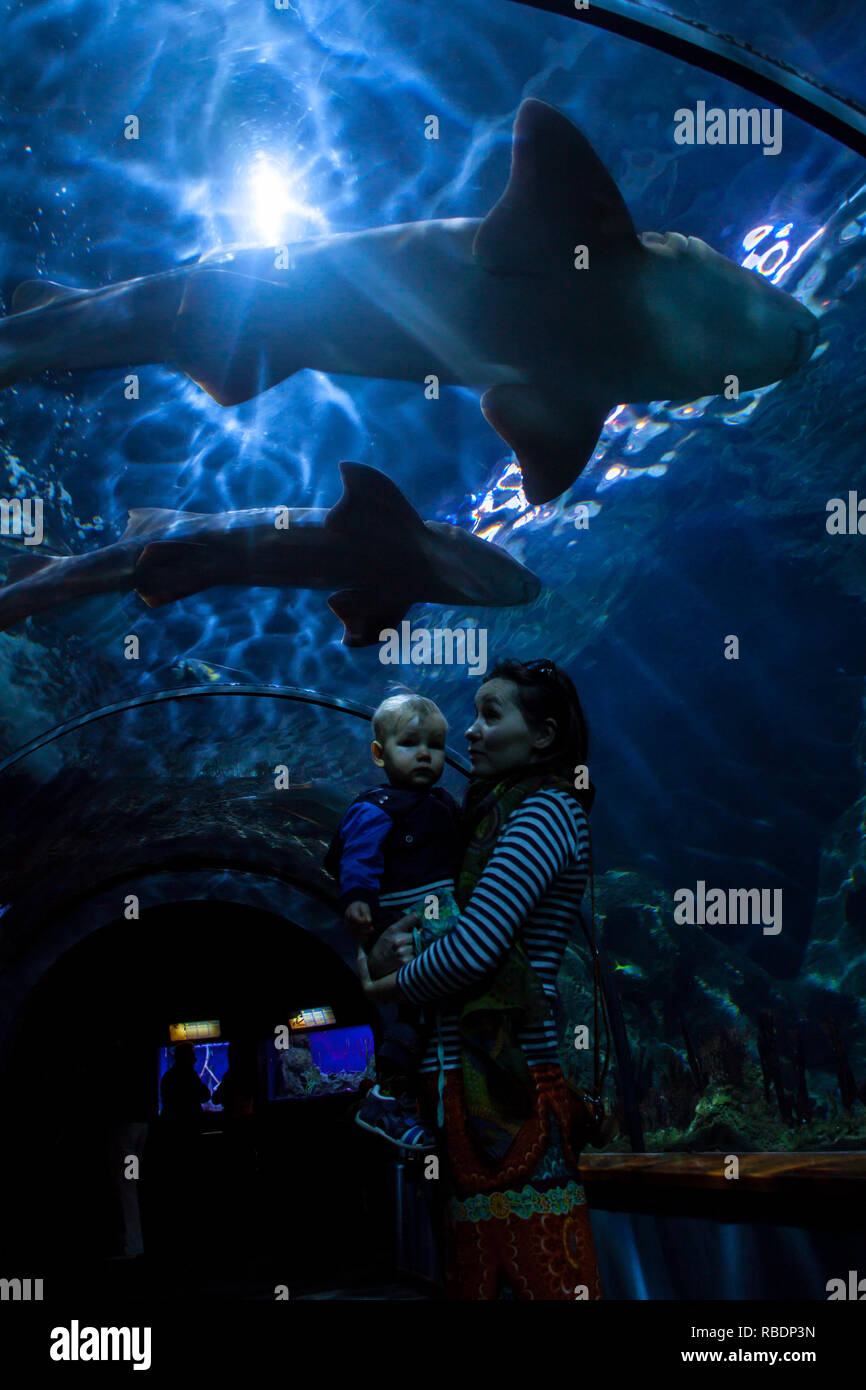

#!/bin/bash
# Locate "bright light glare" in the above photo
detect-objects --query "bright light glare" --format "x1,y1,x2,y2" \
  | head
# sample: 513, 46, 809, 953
247, 154, 326, 243
250, 157, 292, 242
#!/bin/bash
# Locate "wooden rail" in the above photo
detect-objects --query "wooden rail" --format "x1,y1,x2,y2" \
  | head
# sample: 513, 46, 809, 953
578, 1152, 866, 1192
576, 1153, 866, 1227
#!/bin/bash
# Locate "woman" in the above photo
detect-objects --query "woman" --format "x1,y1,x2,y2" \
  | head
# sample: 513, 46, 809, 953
358, 657, 603, 1301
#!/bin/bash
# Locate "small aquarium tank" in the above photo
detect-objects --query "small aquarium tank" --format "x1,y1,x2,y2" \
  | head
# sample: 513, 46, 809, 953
267, 1026, 376, 1100
0, 0, 864, 1169
157, 1040, 230, 1114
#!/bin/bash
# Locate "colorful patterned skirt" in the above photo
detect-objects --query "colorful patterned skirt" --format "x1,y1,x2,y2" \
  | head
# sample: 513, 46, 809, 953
420, 1061, 603, 1301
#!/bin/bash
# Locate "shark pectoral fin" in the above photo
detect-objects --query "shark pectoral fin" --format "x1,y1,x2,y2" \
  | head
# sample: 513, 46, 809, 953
9, 280, 88, 314
474, 99, 639, 274
328, 589, 409, 647
133, 541, 215, 608
481, 383, 608, 505
170, 270, 301, 407
325, 463, 427, 538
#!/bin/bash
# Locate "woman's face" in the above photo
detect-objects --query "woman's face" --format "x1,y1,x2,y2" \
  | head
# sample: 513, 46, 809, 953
465, 677, 553, 777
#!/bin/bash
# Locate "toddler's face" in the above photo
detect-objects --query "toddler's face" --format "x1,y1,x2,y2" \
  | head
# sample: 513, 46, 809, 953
374, 713, 447, 790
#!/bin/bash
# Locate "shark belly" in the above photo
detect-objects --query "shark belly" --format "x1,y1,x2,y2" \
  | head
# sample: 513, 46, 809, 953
139, 523, 424, 599
198, 221, 528, 392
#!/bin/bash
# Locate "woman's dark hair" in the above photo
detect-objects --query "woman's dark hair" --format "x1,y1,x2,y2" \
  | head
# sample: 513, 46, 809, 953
483, 658, 590, 776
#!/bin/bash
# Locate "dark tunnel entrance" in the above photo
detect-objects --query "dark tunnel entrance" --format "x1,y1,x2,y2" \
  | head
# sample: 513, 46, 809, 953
0, 900, 418, 1299
0, 686, 466, 1299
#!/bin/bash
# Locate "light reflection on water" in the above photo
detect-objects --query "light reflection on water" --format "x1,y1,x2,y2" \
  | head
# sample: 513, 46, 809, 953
0, 0, 862, 809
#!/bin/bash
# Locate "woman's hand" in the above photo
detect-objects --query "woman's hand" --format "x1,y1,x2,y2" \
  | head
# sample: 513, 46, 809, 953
366, 914, 420, 980
356, 946, 402, 1003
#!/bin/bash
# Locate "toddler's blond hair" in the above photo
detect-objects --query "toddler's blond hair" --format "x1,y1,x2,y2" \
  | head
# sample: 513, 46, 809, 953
372, 691, 447, 745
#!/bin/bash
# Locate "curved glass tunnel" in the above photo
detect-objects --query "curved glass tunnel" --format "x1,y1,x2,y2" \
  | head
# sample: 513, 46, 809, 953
0, 687, 863, 1301
0, 0, 865, 1302
0, 691, 470, 1295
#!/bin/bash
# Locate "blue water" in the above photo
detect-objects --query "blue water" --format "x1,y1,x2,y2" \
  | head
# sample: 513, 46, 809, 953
157, 1040, 229, 1113
1, 0, 866, 1145
308, 1024, 374, 1076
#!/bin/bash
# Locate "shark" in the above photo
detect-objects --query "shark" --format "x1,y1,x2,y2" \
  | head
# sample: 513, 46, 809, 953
0, 462, 541, 644
0, 100, 819, 504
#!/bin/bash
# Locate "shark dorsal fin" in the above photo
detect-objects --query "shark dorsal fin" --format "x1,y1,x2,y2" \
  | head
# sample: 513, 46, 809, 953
474, 99, 639, 274
324, 463, 426, 538
122, 507, 210, 540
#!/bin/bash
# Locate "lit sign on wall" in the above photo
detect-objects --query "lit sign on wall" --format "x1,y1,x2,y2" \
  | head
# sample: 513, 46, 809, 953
289, 1007, 336, 1031
169, 1020, 222, 1043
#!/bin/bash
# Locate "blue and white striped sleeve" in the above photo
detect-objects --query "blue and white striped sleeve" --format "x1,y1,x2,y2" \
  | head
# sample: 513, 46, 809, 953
397, 790, 586, 1005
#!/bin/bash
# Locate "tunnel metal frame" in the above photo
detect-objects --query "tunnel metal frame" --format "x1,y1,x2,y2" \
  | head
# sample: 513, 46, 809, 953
0, 682, 473, 779
0, 683, 471, 1053
0, 683, 638, 1144
520, 0, 866, 157
1, 0, 862, 1200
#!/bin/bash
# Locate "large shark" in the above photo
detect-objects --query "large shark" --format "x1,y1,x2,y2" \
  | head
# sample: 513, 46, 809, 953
0, 100, 819, 503
0, 462, 541, 644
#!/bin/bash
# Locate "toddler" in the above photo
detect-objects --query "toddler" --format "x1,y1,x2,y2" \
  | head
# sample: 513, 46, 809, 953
325, 692, 460, 1150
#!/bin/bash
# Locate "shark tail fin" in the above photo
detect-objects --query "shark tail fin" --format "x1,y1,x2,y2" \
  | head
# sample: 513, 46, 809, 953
0, 550, 65, 631
0, 592, 31, 631
170, 270, 303, 407
328, 589, 411, 647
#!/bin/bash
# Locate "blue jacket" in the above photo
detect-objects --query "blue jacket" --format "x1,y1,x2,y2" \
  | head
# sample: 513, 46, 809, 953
325, 785, 461, 916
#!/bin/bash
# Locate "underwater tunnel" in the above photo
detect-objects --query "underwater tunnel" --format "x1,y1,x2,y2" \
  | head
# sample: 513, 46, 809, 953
0, 688, 466, 1294
0, 0, 865, 1315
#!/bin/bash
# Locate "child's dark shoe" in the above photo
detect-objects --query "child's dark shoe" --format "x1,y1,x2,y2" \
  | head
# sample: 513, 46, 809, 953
354, 1084, 436, 1152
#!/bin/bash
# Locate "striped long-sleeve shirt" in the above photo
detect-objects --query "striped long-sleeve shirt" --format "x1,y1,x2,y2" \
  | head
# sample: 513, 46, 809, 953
396, 789, 590, 1074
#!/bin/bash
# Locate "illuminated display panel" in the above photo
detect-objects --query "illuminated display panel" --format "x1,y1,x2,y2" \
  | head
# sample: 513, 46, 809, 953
289, 1006, 336, 1031
169, 1019, 222, 1042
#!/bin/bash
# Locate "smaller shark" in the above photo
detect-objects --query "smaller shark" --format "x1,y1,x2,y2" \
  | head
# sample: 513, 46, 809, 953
0, 462, 540, 644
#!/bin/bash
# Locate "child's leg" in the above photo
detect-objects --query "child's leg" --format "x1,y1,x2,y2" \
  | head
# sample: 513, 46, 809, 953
362, 899, 440, 1100
376, 1005, 428, 1098
361, 914, 418, 1097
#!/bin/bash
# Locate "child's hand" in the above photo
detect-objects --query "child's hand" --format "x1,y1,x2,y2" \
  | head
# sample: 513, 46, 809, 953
344, 900, 374, 940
